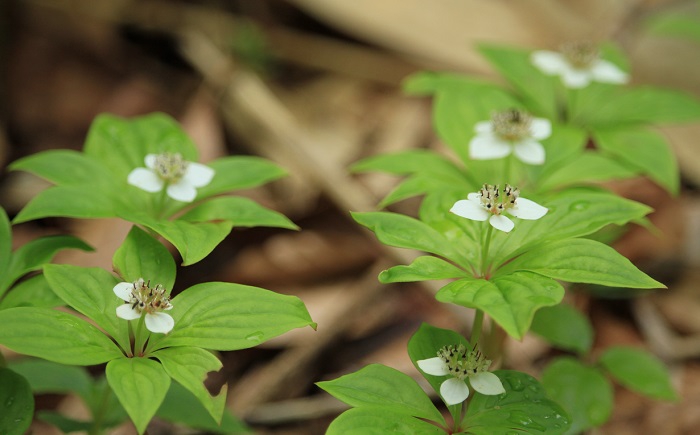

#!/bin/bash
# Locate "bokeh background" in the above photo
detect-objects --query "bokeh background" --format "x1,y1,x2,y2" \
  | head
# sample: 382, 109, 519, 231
2, 0, 700, 433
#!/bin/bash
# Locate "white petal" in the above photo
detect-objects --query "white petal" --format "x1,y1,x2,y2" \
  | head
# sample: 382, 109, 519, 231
513, 140, 546, 165
417, 357, 450, 376
440, 377, 470, 405
145, 312, 175, 334
183, 162, 215, 188
560, 69, 592, 89
451, 199, 489, 222
116, 304, 141, 320
529, 118, 552, 140
590, 59, 629, 84
127, 168, 163, 193
508, 197, 548, 220
530, 51, 568, 75
467, 192, 481, 201
474, 121, 493, 134
489, 214, 515, 233
144, 154, 157, 169
166, 182, 197, 202
469, 134, 512, 160
113, 282, 134, 301
469, 372, 506, 395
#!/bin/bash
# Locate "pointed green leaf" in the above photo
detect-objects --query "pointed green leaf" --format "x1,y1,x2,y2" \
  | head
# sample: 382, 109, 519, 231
106, 357, 171, 434
530, 304, 594, 354
318, 364, 444, 424
593, 127, 679, 194
0, 307, 122, 365
43, 264, 130, 353
464, 370, 570, 434
379, 256, 469, 283
152, 347, 226, 424
195, 156, 287, 199
351, 149, 467, 181
537, 151, 638, 192
113, 226, 176, 291
9, 150, 113, 187
0, 274, 64, 309
402, 71, 440, 95
150, 282, 315, 351
436, 272, 564, 339
179, 196, 297, 230
0, 368, 34, 435
542, 358, 613, 434
13, 185, 117, 223
326, 408, 443, 435
599, 346, 678, 401
497, 238, 664, 289
378, 175, 460, 208
0, 208, 12, 278
9, 359, 93, 401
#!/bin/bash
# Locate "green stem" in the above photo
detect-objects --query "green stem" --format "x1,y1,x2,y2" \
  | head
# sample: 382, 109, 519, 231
470, 309, 484, 349
503, 155, 512, 184
133, 315, 148, 357
449, 403, 462, 433
480, 224, 494, 277
155, 185, 169, 219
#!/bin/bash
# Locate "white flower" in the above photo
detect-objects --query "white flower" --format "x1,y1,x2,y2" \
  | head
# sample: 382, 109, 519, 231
451, 184, 547, 233
531, 42, 628, 89
470, 109, 550, 165
127, 152, 215, 202
417, 345, 505, 406
114, 278, 174, 334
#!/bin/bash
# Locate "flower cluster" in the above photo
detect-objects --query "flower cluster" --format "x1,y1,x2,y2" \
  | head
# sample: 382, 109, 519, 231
531, 41, 628, 89
418, 344, 505, 405
128, 152, 214, 202
114, 278, 174, 334
470, 109, 550, 165
451, 183, 547, 232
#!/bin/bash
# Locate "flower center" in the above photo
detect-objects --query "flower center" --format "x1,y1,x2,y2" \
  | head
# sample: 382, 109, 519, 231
477, 183, 519, 215
560, 41, 599, 69
153, 152, 188, 183
491, 109, 533, 141
437, 344, 492, 381
125, 278, 172, 315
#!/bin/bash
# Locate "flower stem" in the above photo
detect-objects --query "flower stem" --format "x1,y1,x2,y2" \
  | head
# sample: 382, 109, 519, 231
503, 155, 511, 183
133, 315, 147, 357
480, 224, 494, 277
470, 309, 484, 349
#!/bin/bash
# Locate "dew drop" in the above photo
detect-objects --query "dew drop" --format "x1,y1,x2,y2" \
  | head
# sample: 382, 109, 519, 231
5, 397, 14, 407
245, 331, 264, 342
507, 410, 546, 432
569, 201, 590, 212
507, 376, 525, 391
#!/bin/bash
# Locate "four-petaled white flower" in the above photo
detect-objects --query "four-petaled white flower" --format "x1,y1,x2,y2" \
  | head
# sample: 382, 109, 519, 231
127, 152, 215, 203
418, 345, 505, 405
470, 109, 550, 165
531, 41, 628, 89
114, 278, 174, 334
451, 184, 548, 233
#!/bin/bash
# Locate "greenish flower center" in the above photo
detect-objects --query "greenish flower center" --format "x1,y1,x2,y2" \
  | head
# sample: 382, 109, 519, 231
125, 278, 172, 315
153, 152, 188, 183
478, 183, 519, 215
491, 109, 533, 141
437, 344, 492, 381
560, 41, 599, 69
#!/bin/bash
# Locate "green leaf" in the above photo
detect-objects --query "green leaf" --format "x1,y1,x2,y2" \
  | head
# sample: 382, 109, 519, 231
379, 256, 469, 283
136, 218, 234, 266
0, 208, 12, 278
530, 304, 594, 354
497, 238, 664, 289
326, 408, 444, 435
13, 185, 117, 223
378, 175, 462, 208
9, 150, 114, 187
150, 282, 315, 351
106, 357, 171, 435
8, 359, 92, 401
152, 347, 226, 424
593, 127, 680, 194
0, 274, 64, 309
156, 382, 250, 434
195, 156, 287, 199
0, 368, 34, 435
43, 264, 130, 353
436, 272, 564, 339
407, 323, 469, 413
478, 44, 558, 119
402, 71, 440, 95
351, 149, 467, 181
0, 307, 122, 365
537, 151, 638, 192
2, 235, 93, 293
83, 113, 199, 179
317, 364, 444, 425
352, 212, 469, 267
113, 226, 177, 291
35, 412, 93, 433
179, 196, 297, 230
599, 346, 678, 401
542, 358, 613, 434
647, 14, 700, 42
464, 370, 570, 434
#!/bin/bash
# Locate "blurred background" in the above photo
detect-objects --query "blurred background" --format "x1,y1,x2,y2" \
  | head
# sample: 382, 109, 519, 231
1, 0, 700, 433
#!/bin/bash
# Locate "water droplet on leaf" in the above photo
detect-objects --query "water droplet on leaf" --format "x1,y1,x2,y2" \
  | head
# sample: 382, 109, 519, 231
569, 201, 590, 212
245, 331, 264, 342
